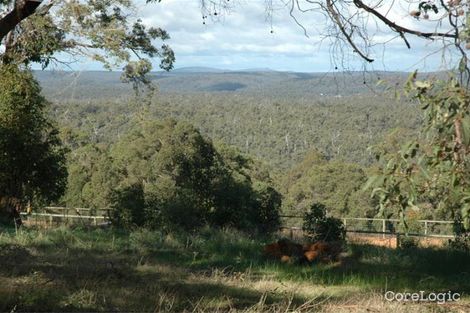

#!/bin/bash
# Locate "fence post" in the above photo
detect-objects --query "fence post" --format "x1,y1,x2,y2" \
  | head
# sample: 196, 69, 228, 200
424, 221, 428, 236
382, 219, 386, 239
343, 218, 347, 230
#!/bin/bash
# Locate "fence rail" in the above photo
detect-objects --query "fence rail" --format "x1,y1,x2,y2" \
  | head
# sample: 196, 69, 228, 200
43, 206, 110, 215
279, 215, 459, 239
20, 207, 110, 227
18, 209, 460, 238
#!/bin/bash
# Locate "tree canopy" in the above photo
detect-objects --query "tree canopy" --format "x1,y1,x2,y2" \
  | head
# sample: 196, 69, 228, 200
0, 0, 174, 85
63, 118, 282, 233
282, 150, 373, 218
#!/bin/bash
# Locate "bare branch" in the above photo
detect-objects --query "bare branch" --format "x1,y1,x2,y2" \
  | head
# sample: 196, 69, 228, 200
326, 0, 374, 63
353, 0, 457, 40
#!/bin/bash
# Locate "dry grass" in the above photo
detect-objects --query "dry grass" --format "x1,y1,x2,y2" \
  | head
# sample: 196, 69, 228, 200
347, 233, 450, 249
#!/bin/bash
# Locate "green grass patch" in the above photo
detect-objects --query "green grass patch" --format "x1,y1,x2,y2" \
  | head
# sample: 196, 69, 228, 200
0, 225, 469, 312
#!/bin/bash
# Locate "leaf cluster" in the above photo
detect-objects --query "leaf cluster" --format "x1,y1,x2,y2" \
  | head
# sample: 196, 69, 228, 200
369, 74, 470, 229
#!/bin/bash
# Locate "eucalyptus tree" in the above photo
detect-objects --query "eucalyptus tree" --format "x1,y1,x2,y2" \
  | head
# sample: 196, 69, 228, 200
271, 0, 470, 229
0, 0, 174, 82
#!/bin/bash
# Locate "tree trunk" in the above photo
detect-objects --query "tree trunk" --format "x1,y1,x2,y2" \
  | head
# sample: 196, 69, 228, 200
454, 117, 465, 163
0, 196, 23, 226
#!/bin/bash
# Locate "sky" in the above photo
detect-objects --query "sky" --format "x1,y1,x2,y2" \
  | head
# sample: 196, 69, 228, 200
65, 0, 463, 73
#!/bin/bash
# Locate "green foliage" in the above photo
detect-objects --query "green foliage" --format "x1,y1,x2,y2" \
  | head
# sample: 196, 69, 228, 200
108, 119, 218, 231
398, 236, 419, 250
62, 144, 117, 209
447, 233, 470, 253
251, 182, 282, 234
283, 150, 373, 217
210, 144, 282, 233
448, 216, 470, 252
65, 118, 281, 233
0, 65, 66, 210
109, 183, 146, 229
43, 71, 440, 227
49, 71, 428, 226
396, 210, 423, 234
302, 203, 346, 242
369, 74, 470, 231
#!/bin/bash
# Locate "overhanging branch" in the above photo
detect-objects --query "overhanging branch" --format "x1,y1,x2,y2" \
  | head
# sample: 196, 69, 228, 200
353, 0, 457, 40
0, 0, 43, 42
326, 0, 374, 63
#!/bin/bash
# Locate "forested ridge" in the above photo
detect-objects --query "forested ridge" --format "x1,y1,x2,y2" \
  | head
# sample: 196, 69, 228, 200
38, 70, 422, 169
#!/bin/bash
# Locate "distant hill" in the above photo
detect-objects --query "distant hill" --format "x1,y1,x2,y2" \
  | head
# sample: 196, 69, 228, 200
170, 67, 229, 73
34, 69, 410, 101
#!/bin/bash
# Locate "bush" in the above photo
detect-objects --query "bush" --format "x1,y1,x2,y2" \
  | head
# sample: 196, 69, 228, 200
109, 183, 146, 229
302, 203, 345, 242
447, 216, 470, 252
398, 235, 419, 250
250, 182, 282, 234
447, 233, 470, 252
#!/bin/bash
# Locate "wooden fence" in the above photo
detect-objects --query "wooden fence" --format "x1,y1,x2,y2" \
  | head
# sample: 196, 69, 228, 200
279, 215, 459, 239
19, 208, 460, 239
20, 206, 110, 227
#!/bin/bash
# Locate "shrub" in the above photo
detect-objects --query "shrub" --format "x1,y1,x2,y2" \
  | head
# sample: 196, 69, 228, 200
447, 233, 470, 252
448, 217, 470, 252
302, 203, 345, 242
109, 183, 146, 229
398, 235, 419, 250
250, 182, 282, 234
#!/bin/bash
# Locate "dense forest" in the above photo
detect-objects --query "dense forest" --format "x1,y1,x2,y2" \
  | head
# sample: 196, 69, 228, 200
33, 69, 429, 220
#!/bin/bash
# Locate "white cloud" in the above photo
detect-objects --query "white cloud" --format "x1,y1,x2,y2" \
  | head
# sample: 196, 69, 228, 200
45, 0, 461, 72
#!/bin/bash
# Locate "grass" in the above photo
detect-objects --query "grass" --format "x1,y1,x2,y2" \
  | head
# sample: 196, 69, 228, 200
0, 225, 469, 312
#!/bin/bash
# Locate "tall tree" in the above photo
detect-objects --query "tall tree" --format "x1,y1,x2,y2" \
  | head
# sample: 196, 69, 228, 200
0, 64, 67, 224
